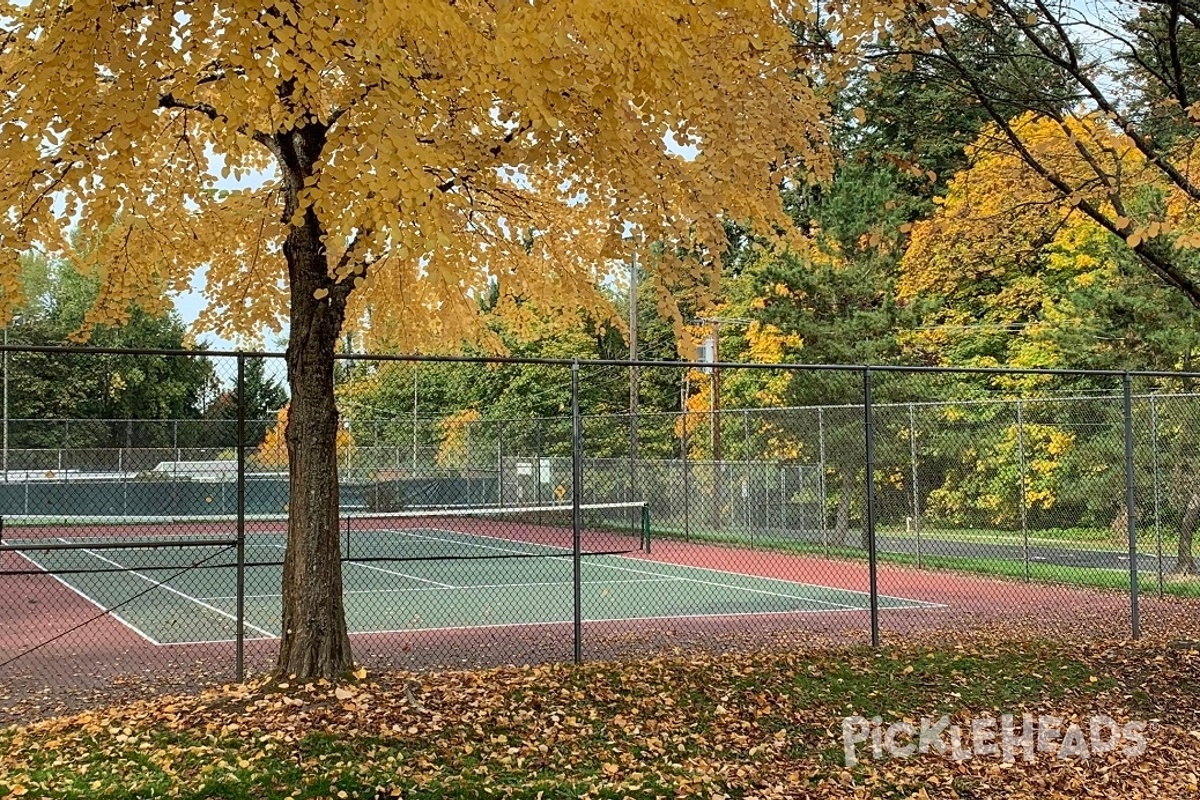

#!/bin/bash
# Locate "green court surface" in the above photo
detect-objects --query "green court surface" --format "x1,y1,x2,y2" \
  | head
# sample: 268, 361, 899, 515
12, 527, 940, 646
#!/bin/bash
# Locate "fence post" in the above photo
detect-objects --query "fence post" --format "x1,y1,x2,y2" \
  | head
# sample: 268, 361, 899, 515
908, 403, 921, 570
1124, 373, 1140, 640
777, 461, 785, 534
497, 420, 504, 505
864, 368, 880, 648
536, 419, 544, 508
743, 410, 751, 539
1016, 400, 1030, 582
412, 367, 419, 473
571, 360, 583, 664
464, 421, 472, 481
817, 406, 828, 555
2, 332, 7, 484
236, 354, 246, 682
629, 405, 638, 511
1151, 393, 1163, 597
682, 369, 691, 543
743, 409, 750, 461
117, 448, 125, 514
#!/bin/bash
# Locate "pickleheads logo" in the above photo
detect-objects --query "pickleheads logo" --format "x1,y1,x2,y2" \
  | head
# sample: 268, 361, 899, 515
841, 713, 1147, 766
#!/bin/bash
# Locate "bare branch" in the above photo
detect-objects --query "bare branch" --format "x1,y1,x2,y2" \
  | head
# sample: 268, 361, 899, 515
921, 11, 1200, 309
1167, 0, 1190, 108
157, 93, 220, 121
996, 0, 1200, 203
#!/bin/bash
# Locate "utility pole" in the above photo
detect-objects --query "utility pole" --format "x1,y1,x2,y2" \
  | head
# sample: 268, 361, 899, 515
693, 316, 751, 462
692, 315, 749, 529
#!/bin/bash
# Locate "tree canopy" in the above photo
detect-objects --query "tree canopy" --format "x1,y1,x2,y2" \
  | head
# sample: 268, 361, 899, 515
0, 0, 847, 346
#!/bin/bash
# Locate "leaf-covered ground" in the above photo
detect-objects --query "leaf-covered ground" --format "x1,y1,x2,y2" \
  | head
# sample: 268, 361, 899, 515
2, 633, 1199, 799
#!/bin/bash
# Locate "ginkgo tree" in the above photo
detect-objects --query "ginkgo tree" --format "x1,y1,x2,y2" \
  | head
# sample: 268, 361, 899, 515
0, 0, 901, 678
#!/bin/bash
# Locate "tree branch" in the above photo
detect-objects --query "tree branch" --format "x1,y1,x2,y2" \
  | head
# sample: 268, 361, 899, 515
157, 93, 221, 121
1167, 0, 1190, 109
999, 0, 1200, 203
921, 11, 1200, 309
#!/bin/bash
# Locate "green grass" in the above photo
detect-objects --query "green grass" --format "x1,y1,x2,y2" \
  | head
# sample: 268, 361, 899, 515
884, 552, 1200, 596
649, 524, 1200, 597
875, 523, 1181, 551
653, 517, 1181, 550
0, 641, 1125, 799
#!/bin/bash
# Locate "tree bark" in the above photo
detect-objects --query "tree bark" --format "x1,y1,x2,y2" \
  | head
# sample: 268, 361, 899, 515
273, 127, 354, 680
1177, 489, 1199, 575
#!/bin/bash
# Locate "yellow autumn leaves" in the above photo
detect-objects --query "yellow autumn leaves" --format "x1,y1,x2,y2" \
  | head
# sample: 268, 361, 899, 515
255, 407, 355, 468
899, 112, 1200, 369
0, 0, 855, 350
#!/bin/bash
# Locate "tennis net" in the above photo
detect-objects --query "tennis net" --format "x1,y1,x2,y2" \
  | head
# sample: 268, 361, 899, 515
0, 501, 651, 576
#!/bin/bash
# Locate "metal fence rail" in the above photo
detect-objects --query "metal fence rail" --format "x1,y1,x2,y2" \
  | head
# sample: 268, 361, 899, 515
3, 346, 1200, 715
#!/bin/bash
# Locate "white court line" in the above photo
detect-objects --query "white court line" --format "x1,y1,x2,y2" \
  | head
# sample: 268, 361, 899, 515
336, 604, 940, 637
56, 538, 277, 638
156, 605, 939, 647
383, 525, 944, 609
7, 546, 164, 645
344, 561, 456, 588
201, 577, 684, 602
152, 606, 916, 652
158, 634, 277, 647
358, 529, 864, 611
266, 542, 455, 588
582, 560, 861, 610
347, 527, 560, 558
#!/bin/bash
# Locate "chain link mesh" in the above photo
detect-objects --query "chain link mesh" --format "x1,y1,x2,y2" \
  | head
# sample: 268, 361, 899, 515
3, 349, 1197, 718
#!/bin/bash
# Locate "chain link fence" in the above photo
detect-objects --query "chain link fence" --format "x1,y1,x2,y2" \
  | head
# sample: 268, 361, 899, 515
3, 347, 1200, 718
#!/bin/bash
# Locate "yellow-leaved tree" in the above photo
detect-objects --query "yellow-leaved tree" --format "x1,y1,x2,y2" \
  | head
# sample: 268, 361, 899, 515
899, 113, 1200, 372
0, 0, 898, 677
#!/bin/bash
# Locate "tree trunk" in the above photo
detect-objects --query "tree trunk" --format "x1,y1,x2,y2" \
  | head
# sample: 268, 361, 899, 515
274, 127, 354, 679
835, 470, 852, 547
1176, 489, 1199, 575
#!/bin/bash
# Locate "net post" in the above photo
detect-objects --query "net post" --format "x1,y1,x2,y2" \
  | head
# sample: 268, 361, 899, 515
641, 502, 650, 554
235, 353, 246, 683
864, 367, 879, 649
1124, 372, 1140, 640
571, 360, 583, 664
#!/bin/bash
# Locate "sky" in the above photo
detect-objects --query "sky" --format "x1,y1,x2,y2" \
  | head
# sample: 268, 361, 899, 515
173, 267, 231, 349
174, 156, 276, 352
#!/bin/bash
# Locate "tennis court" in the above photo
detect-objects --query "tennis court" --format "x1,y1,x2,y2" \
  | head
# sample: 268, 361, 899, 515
1, 503, 939, 647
